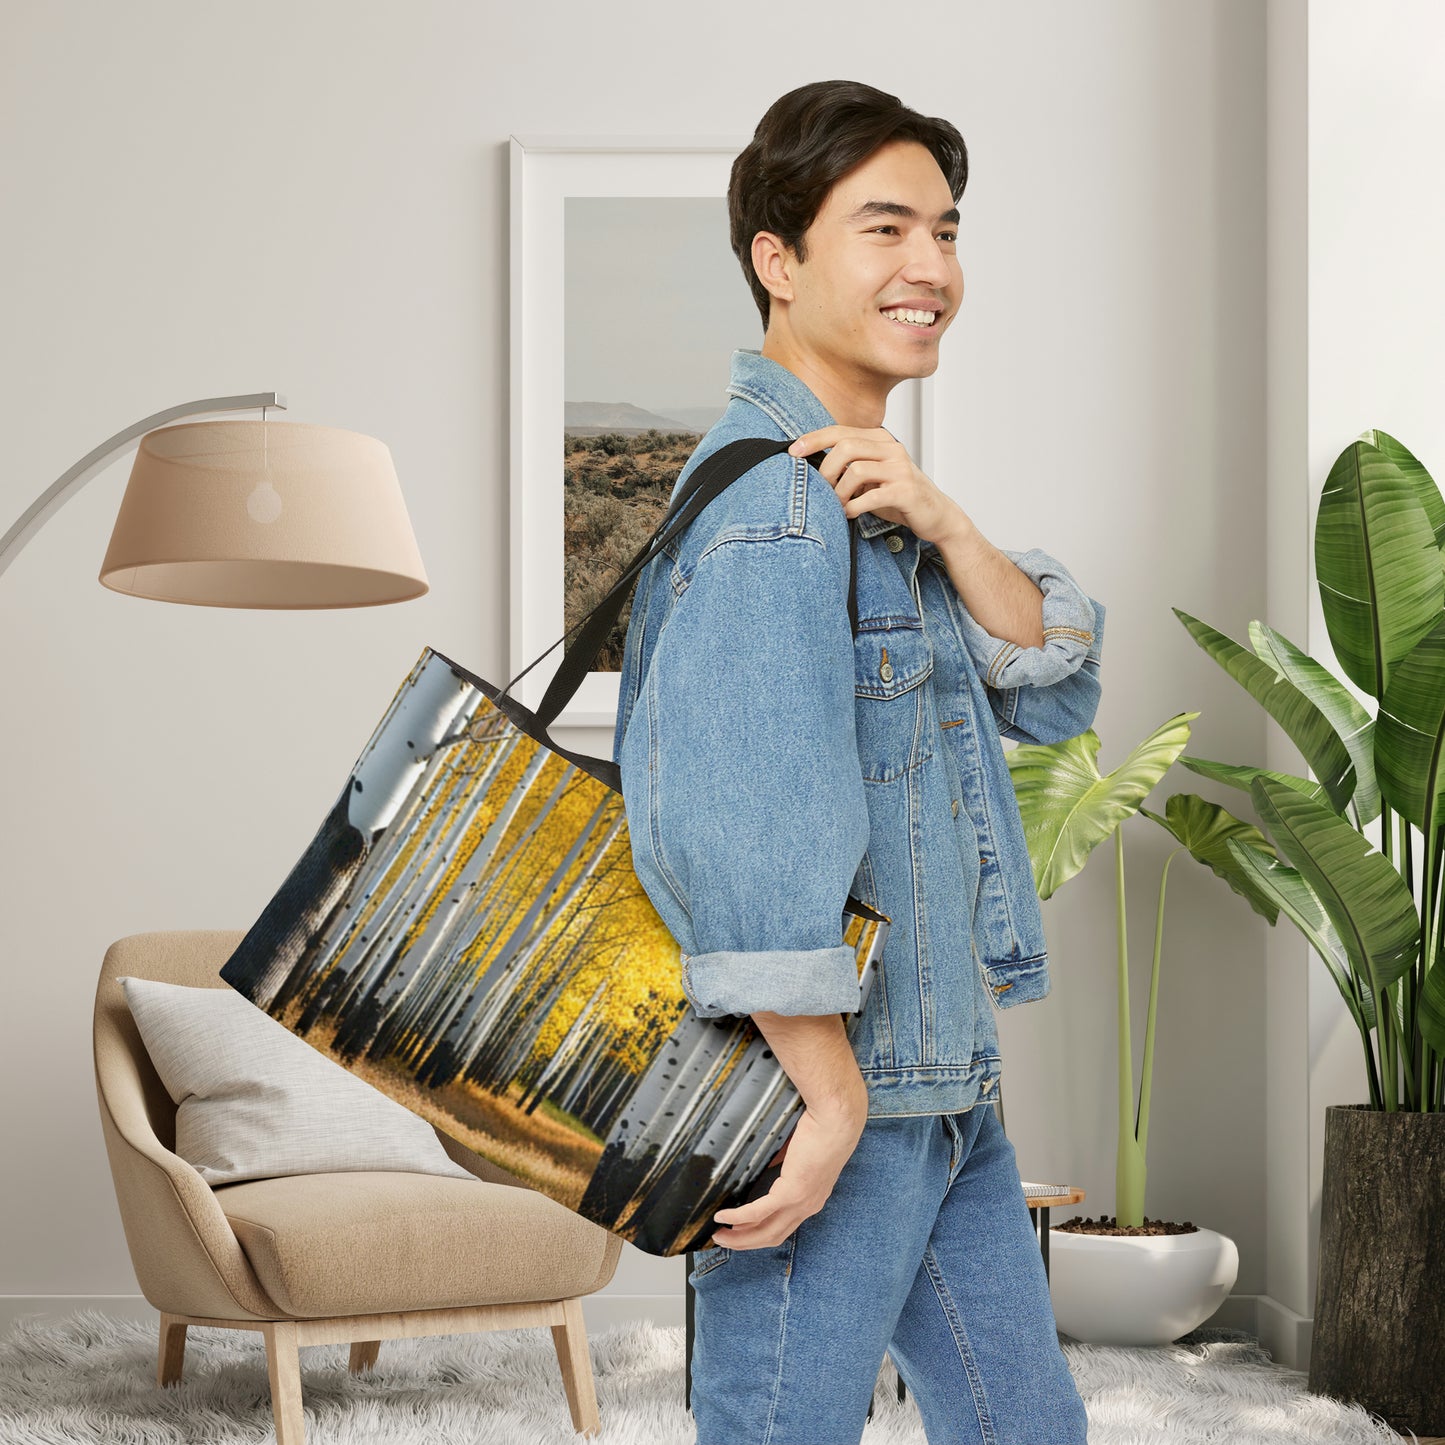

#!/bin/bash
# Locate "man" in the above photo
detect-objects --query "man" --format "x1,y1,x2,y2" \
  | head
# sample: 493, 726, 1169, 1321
612, 80, 1101, 1445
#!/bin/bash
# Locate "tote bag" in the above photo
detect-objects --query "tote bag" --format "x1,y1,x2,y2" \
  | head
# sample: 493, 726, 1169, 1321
219, 437, 889, 1257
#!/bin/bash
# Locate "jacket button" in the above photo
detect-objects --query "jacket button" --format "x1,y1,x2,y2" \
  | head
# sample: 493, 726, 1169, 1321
981, 1078, 995, 1094
951, 798, 959, 816
879, 661, 894, 682
885, 534, 904, 553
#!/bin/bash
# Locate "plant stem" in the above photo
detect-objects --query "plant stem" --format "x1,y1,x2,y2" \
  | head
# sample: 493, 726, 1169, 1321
1117, 826, 1132, 1140
1379, 799, 1399, 1111
1428, 828, 1445, 1112
1137, 848, 1176, 1160
1399, 811, 1419, 1110
1421, 820, 1433, 1109
1114, 826, 1147, 1226
1362, 1015, 1384, 1111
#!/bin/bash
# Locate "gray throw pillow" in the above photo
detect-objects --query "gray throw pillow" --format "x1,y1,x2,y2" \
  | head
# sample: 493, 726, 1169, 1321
118, 976, 478, 1187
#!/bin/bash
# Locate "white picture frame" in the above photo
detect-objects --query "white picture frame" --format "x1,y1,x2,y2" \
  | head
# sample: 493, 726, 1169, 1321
508, 134, 935, 732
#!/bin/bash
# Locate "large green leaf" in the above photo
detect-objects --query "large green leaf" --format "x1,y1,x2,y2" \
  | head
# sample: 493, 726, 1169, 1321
1248, 775, 1419, 1002
1139, 794, 1280, 923
1366, 428, 1445, 555
1315, 438, 1441, 700
1248, 621, 1380, 824
1225, 839, 1377, 1031
1175, 755, 1331, 808
1374, 612, 1445, 832
1006, 714, 1198, 900
1173, 609, 1356, 813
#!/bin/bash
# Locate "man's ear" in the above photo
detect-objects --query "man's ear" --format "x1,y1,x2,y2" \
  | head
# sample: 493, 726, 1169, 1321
751, 230, 796, 307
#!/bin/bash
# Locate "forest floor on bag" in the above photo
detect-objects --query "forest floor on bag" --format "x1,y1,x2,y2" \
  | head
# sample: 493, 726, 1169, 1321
283, 1001, 603, 1208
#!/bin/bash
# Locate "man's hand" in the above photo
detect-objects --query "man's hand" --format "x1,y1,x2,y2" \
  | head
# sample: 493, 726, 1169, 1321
708, 1094, 868, 1250
788, 425, 969, 546
790, 425, 1048, 647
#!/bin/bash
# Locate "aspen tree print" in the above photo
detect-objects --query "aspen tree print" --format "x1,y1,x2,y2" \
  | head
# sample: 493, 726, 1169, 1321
221, 646, 888, 1256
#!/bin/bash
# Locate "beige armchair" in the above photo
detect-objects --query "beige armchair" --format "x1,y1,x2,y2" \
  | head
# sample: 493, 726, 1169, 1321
92, 929, 624, 1443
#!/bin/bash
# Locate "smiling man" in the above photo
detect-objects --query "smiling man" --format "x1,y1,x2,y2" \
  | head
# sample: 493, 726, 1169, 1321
613, 80, 1102, 1445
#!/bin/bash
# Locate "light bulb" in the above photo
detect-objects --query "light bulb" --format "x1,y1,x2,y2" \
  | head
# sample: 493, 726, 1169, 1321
247, 480, 282, 524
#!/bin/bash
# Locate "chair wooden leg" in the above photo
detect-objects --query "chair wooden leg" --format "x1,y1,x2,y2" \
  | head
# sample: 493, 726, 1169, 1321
550, 1295, 601, 1437
262, 1321, 305, 1445
157, 1313, 187, 1387
348, 1340, 381, 1373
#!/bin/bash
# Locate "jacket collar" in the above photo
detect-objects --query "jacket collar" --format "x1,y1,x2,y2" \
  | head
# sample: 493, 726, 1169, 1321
726, 348, 901, 538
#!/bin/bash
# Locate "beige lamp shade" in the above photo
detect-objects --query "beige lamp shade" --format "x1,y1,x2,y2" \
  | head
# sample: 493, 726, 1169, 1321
99, 419, 429, 608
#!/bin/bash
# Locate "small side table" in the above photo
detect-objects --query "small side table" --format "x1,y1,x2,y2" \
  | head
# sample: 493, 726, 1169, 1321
1021, 1181, 1087, 1281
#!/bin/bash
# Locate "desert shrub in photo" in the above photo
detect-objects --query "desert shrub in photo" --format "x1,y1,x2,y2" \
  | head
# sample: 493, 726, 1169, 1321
563, 430, 701, 670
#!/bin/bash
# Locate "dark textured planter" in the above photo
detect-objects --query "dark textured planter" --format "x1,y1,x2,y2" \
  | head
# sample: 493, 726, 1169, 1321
1309, 1102, 1445, 1435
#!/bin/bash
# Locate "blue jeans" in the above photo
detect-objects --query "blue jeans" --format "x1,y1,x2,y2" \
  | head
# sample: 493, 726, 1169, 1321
686, 1101, 1089, 1444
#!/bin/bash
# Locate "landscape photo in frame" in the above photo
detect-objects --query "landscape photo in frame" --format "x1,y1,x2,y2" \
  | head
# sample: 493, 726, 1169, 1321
563, 194, 758, 671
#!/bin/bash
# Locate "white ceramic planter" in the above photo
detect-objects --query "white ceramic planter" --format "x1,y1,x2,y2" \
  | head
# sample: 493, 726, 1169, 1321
1046, 1226, 1239, 1346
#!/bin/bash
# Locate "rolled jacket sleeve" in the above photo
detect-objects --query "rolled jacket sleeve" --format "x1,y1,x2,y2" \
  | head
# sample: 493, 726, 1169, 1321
925, 543, 1105, 746
620, 531, 871, 1020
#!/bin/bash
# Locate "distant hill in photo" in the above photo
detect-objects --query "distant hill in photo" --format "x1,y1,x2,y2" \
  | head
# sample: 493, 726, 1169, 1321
565, 400, 699, 435
650, 404, 726, 433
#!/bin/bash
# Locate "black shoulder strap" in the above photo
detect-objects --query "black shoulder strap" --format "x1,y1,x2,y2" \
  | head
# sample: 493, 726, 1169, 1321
501, 437, 858, 733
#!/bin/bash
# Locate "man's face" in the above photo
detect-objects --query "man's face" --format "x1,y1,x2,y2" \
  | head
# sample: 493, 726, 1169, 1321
768, 139, 963, 385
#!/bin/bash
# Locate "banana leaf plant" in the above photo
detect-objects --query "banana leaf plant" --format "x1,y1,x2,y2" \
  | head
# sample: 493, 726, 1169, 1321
1175, 428, 1445, 1117
1006, 712, 1284, 1227
1009, 431, 1444, 1227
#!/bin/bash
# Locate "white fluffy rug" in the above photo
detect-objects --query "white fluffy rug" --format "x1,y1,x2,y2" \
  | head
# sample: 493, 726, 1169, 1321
0, 1311, 1417, 1444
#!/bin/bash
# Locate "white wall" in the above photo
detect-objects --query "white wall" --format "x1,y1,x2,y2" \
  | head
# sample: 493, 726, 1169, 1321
1, 0, 1278, 1340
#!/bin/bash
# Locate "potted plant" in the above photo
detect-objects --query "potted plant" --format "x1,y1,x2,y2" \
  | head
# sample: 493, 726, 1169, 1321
1005, 710, 1251, 1346
1011, 428, 1444, 1432
1165, 429, 1444, 1436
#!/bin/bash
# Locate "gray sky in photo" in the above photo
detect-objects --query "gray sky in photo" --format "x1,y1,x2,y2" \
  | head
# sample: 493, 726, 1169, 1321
565, 196, 763, 425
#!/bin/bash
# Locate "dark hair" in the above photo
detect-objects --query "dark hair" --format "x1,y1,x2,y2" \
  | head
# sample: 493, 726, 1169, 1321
728, 80, 969, 332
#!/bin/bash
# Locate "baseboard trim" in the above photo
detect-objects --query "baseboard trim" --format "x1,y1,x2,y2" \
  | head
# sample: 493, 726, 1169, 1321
1251, 1292, 1313, 1372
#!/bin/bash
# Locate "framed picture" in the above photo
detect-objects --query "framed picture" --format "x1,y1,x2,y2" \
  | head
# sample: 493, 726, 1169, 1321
508, 134, 935, 731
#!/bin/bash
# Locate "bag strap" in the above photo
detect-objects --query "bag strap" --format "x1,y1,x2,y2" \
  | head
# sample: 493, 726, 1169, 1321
500, 437, 858, 733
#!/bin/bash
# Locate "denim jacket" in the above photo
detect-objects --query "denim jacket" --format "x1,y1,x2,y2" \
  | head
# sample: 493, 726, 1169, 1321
612, 349, 1105, 1116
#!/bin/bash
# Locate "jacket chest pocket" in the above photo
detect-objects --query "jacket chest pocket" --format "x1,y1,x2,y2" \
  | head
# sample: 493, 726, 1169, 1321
853, 625, 934, 782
